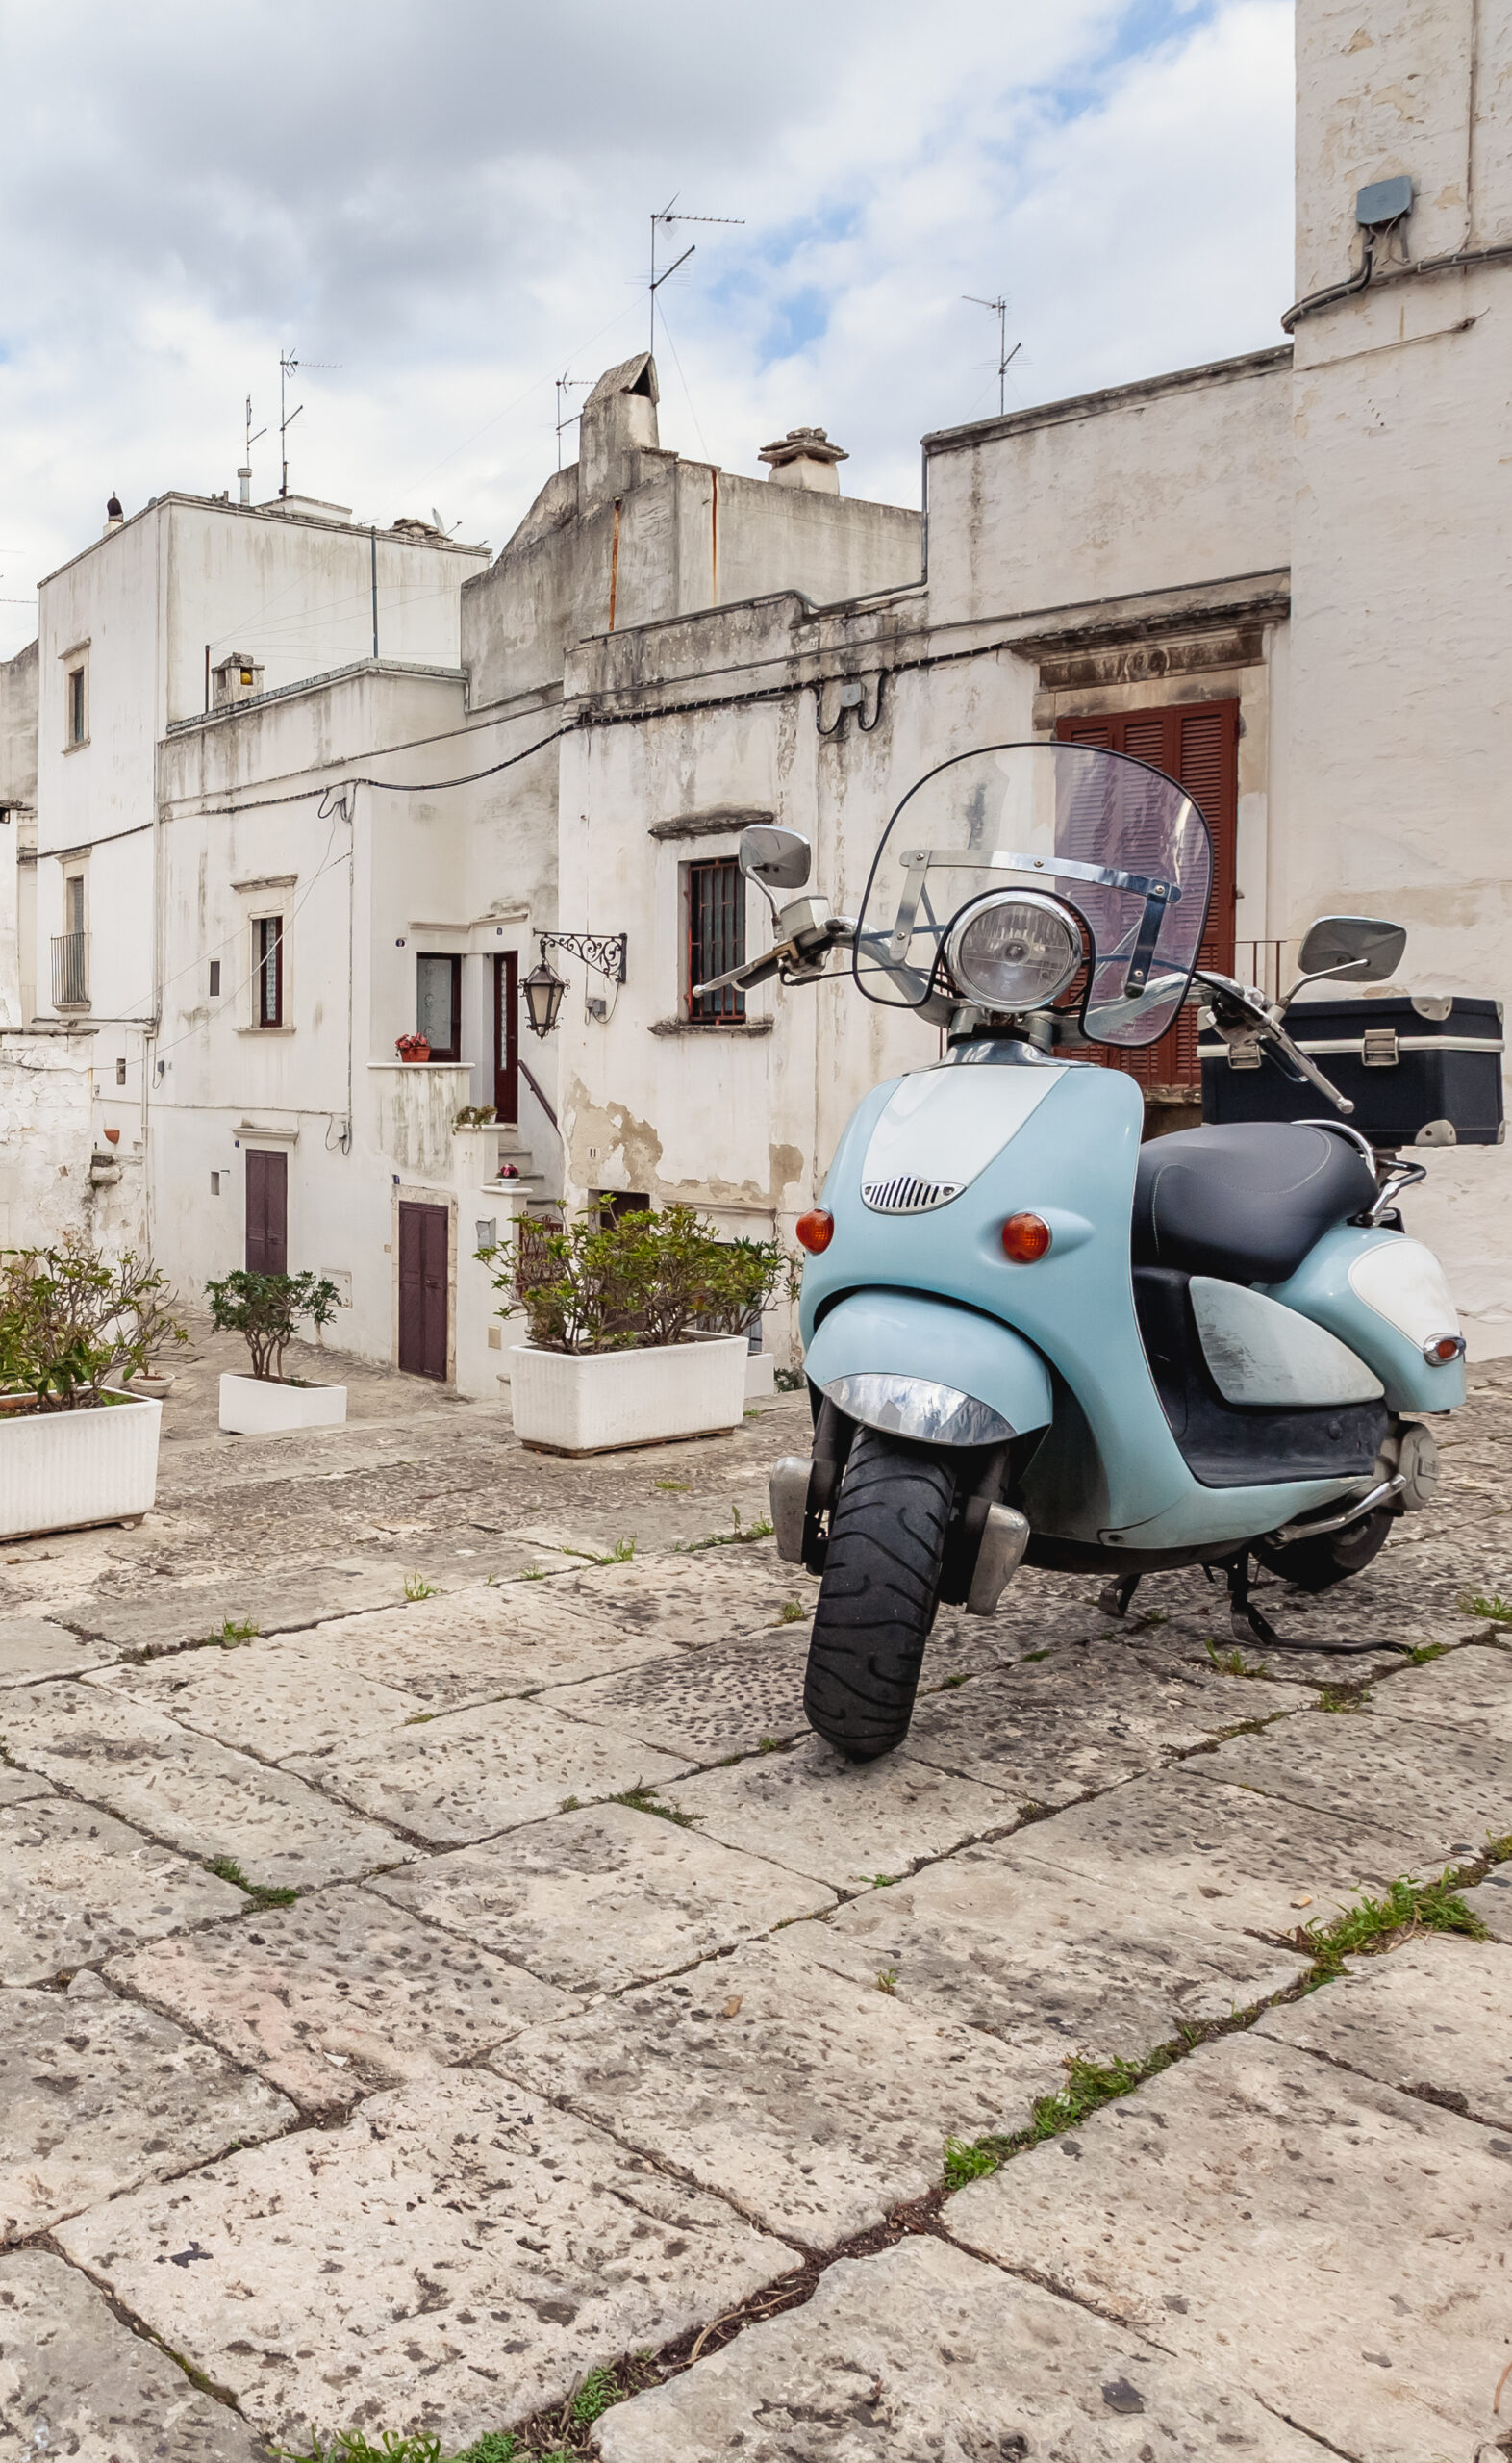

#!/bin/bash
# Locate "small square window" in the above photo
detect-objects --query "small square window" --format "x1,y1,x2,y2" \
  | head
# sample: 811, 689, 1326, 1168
255, 917, 283, 1027
210, 959, 221, 997
114, 1056, 126, 1086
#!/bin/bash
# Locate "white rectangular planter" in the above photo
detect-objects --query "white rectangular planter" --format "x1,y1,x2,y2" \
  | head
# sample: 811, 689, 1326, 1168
508, 1336, 747, 1456
744, 1352, 777, 1403
218, 1374, 347, 1435
0, 1393, 162, 1541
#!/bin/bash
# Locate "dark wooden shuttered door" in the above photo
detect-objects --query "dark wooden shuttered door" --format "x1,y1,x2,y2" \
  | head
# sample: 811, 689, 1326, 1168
398, 1202, 449, 1380
1055, 701, 1238, 1087
493, 952, 519, 1124
245, 1149, 288, 1275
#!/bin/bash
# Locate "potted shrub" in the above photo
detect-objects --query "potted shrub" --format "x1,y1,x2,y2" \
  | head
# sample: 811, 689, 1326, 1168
489, 1205, 785, 1456
0, 1241, 185, 1538
206, 1270, 345, 1434
395, 1032, 431, 1063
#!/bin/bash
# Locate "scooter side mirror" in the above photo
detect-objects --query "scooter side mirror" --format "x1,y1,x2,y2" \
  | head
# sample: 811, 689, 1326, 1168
740, 825, 812, 895
1295, 914, 1406, 987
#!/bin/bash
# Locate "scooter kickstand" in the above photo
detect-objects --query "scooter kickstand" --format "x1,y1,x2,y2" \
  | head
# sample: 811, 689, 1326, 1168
1098, 1572, 1142, 1622
1225, 1552, 1387, 1657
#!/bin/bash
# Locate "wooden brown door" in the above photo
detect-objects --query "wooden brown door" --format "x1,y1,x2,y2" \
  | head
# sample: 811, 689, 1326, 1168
398, 1202, 449, 1380
245, 1149, 288, 1275
1056, 701, 1238, 1087
492, 952, 518, 1124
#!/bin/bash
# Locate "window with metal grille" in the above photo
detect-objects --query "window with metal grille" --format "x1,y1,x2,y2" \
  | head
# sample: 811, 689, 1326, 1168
686, 858, 745, 1022
255, 916, 283, 1027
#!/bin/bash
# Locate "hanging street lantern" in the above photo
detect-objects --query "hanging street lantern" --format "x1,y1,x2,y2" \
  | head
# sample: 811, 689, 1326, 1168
522, 950, 567, 1038
520, 931, 628, 1036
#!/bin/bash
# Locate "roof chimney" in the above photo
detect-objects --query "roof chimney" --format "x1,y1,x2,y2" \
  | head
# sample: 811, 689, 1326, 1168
578, 353, 660, 509
237, 467, 252, 506
758, 427, 847, 495
104, 494, 124, 533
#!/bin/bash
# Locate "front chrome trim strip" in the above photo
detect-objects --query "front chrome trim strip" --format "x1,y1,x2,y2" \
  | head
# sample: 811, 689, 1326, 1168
821, 1371, 1014, 1449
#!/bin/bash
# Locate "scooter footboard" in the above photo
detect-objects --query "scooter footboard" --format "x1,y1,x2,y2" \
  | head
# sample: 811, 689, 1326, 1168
804, 1290, 1053, 1447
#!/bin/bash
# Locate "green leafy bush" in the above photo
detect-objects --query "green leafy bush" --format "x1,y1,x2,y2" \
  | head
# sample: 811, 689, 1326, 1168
0, 1240, 186, 1411
484, 1205, 793, 1357
205, 1270, 340, 1382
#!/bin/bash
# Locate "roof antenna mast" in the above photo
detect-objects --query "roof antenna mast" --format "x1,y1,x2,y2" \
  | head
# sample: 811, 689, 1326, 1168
649, 196, 744, 354
239, 396, 267, 506
556, 371, 589, 471
279, 350, 302, 499
964, 293, 1021, 417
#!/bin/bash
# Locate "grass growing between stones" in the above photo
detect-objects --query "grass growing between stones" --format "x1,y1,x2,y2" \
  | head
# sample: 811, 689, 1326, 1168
609, 1784, 702, 1828
942, 2046, 1176, 2190
1458, 1590, 1512, 1623
204, 1854, 298, 1910
1297, 1870, 1490, 1976
209, 1617, 259, 1646
281, 2359, 650, 2462
675, 1506, 774, 1553
404, 1572, 440, 1603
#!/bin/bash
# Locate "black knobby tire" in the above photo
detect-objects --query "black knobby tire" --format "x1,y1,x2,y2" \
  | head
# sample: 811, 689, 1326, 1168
1255, 1504, 1394, 1594
804, 1425, 955, 1761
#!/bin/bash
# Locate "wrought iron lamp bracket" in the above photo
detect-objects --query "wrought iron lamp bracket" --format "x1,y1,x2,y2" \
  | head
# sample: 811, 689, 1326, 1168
537, 931, 627, 984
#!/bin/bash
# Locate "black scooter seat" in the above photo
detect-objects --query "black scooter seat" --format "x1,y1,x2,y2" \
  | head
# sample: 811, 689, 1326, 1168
1132, 1122, 1377, 1285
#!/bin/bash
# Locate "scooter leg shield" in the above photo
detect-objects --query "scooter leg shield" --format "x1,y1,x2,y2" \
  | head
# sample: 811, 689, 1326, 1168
803, 1291, 1053, 1447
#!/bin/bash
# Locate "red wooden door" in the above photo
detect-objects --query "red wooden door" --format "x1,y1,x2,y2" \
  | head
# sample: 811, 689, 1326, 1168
1056, 702, 1238, 1086
492, 952, 519, 1124
398, 1202, 449, 1380
245, 1149, 288, 1275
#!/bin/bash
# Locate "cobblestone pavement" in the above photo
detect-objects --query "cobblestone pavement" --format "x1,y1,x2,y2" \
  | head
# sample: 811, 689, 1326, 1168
1, 1322, 1510, 2461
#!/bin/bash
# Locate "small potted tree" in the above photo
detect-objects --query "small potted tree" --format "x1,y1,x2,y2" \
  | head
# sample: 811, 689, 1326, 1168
0, 1241, 184, 1538
490, 1205, 781, 1455
206, 1270, 345, 1434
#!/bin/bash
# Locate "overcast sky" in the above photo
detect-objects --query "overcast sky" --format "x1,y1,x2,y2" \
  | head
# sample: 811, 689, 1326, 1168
0, 0, 1292, 659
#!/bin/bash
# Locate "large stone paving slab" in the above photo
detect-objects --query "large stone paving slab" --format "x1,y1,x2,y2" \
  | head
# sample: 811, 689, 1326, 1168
1369, 1640, 1512, 1737
666, 1737, 1016, 1889
282, 1579, 683, 1704
0, 1683, 413, 1889
948, 2031, 1512, 2463
1180, 1707, 1512, 1866
546, 1546, 811, 1649
0, 2248, 267, 2462
287, 1700, 689, 1845
0, 1765, 52, 1805
1, 1797, 244, 1985
497, 1934, 1021, 2246
1012, 1771, 1428, 1935
108, 1883, 578, 2115
1, 1972, 293, 2241
596, 2234, 1323, 2463
56, 1565, 407, 1656
534, 1634, 812, 1762
898, 1650, 1297, 1808
0, 1615, 114, 1687
1256, 1936, 1512, 2130
94, 1644, 441, 1767
372, 1802, 834, 1993
795, 1846, 1307, 2066
56, 2069, 792, 2451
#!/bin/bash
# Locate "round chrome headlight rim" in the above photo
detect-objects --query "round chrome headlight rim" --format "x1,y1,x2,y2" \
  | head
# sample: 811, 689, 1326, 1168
943, 889, 1083, 1012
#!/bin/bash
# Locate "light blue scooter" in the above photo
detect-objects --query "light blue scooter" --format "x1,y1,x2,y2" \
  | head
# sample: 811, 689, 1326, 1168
696, 743, 1469, 1760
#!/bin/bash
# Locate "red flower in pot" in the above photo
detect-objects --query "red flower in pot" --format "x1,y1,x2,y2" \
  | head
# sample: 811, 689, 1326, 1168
395, 1033, 432, 1062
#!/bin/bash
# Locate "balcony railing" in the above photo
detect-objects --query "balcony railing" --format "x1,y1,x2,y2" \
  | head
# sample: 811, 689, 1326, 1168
51, 931, 88, 1008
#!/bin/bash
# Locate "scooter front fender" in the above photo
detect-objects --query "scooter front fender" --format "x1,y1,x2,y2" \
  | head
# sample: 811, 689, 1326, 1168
804, 1289, 1053, 1447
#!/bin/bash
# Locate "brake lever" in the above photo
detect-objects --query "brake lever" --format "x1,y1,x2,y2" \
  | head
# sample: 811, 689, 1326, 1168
693, 915, 856, 1003
1197, 972, 1353, 1116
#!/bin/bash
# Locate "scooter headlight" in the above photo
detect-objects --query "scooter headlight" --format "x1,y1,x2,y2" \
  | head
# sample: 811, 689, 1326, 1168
945, 892, 1081, 1012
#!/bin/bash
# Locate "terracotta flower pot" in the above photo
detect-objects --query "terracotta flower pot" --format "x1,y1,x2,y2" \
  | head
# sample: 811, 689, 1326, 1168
395, 1035, 432, 1063
103, 1127, 121, 1146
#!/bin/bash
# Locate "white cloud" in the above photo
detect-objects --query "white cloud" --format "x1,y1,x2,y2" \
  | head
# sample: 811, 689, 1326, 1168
0, 0, 1292, 657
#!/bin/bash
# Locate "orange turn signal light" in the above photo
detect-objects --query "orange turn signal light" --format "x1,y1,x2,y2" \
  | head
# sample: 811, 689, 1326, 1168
795, 1207, 835, 1255
1000, 1211, 1051, 1264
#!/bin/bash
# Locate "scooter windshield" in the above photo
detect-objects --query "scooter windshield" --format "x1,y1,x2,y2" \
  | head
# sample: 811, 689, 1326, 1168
851, 742, 1213, 1049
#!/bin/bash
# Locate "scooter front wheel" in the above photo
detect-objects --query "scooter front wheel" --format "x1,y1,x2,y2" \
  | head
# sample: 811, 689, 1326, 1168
804, 1425, 955, 1762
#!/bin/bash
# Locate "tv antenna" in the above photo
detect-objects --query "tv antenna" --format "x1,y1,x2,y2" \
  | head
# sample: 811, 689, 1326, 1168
555, 371, 589, 470
277, 350, 340, 498
649, 196, 744, 353
964, 294, 1021, 417
239, 395, 267, 502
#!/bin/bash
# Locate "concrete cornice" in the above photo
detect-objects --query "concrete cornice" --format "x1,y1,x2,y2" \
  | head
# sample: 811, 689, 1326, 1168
921, 346, 1294, 458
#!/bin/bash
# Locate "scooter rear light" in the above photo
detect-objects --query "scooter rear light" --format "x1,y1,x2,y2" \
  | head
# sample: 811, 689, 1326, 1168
1000, 1212, 1051, 1263
1424, 1332, 1466, 1363
796, 1208, 835, 1255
